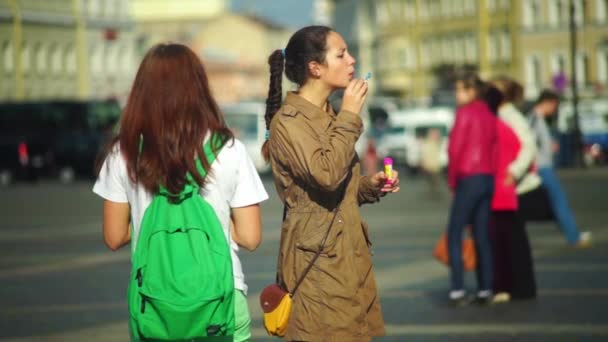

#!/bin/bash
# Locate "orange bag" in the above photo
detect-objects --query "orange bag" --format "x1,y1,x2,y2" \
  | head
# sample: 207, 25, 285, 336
433, 232, 477, 271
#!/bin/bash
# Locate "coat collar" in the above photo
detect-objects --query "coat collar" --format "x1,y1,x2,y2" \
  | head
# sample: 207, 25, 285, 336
284, 91, 335, 120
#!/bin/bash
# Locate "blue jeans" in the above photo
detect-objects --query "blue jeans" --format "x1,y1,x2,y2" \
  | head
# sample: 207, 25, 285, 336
448, 175, 494, 292
538, 167, 581, 244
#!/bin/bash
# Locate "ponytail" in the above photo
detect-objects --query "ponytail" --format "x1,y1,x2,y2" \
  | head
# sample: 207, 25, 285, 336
262, 49, 285, 162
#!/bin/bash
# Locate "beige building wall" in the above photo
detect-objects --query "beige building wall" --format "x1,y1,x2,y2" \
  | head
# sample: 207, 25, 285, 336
520, 0, 608, 98
358, 0, 608, 101
0, 0, 136, 102
373, 0, 518, 101
132, 0, 228, 56
191, 14, 292, 104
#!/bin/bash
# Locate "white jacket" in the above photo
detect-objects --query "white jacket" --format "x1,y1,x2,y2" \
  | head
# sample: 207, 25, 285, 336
498, 103, 541, 194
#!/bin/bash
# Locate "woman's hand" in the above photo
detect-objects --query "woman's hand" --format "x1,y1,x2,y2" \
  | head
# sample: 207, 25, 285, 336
340, 79, 368, 114
370, 170, 400, 193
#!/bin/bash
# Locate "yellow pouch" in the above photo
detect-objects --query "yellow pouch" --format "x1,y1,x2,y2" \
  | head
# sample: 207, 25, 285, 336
260, 284, 292, 337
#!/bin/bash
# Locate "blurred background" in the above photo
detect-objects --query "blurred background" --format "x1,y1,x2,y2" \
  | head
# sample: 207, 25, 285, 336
1, 1, 608, 341
1, 0, 607, 186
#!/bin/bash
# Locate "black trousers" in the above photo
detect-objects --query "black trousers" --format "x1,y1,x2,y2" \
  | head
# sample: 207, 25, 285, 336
489, 210, 537, 299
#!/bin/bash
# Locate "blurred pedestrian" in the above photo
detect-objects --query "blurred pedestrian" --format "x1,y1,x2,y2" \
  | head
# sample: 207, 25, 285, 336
529, 89, 591, 247
93, 44, 268, 341
483, 84, 529, 303
420, 127, 443, 199
262, 26, 400, 341
446, 73, 497, 306
491, 76, 538, 300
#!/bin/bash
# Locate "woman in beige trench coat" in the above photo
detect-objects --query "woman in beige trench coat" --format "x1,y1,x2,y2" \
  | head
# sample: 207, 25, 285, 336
261, 26, 401, 342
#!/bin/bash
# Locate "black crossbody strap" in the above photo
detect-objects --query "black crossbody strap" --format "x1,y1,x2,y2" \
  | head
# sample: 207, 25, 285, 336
290, 171, 350, 297
290, 202, 342, 296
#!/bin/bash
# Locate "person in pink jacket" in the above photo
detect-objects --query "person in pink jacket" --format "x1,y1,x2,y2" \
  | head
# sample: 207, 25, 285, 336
446, 73, 497, 306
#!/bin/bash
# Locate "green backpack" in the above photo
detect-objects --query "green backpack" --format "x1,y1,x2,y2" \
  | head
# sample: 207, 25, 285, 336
128, 135, 234, 341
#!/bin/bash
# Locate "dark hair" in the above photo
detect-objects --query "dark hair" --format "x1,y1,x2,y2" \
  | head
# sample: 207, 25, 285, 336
536, 89, 561, 104
262, 25, 333, 161
491, 75, 524, 105
96, 43, 233, 200
482, 86, 504, 115
455, 71, 488, 100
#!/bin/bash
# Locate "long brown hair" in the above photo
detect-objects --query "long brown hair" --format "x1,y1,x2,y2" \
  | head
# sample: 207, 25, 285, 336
262, 25, 333, 162
97, 43, 233, 196
491, 75, 524, 106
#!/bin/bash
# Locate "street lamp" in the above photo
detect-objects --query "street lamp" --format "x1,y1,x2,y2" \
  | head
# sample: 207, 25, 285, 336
569, 0, 584, 167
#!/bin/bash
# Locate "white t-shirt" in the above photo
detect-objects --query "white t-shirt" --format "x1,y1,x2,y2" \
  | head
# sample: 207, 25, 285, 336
93, 137, 268, 294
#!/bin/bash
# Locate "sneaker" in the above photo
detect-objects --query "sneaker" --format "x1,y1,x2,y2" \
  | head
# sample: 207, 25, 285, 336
472, 290, 493, 306
448, 290, 469, 307
492, 292, 511, 304
575, 231, 592, 248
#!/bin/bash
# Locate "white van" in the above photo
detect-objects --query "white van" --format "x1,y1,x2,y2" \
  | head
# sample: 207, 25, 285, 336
221, 102, 271, 175
377, 106, 454, 171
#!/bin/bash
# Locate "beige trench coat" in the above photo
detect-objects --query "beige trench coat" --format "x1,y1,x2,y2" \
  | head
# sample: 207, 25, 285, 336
267, 92, 385, 342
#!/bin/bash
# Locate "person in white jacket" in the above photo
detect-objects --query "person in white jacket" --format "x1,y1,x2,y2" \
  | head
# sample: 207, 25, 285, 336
490, 76, 538, 301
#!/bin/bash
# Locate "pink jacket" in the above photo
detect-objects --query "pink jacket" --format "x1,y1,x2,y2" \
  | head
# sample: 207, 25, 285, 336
491, 119, 521, 211
448, 100, 497, 190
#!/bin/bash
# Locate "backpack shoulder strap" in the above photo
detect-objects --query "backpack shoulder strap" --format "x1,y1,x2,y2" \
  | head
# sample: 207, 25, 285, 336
194, 133, 226, 179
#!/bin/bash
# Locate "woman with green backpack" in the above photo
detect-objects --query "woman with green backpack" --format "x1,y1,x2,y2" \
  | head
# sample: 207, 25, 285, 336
93, 43, 268, 341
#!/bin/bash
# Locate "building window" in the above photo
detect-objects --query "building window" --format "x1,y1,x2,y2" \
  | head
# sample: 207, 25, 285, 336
376, 1, 389, 24
576, 52, 589, 85
598, 50, 608, 83
421, 43, 431, 67
403, 0, 416, 23
441, 38, 451, 63
574, 0, 586, 25
488, 33, 499, 63
440, 0, 451, 17
398, 48, 407, 68
103, 0, 115, 17
465, 36, 477, 62
91, 44, 103, 75
551, 53, 567, 75
523, 0, 540, 29
488, 0, 497, 12
453, 0, 463, 16
34, 42, 47, 74
464, 0, 476, 15
50, 44, 62, 74
597, 0, 608, 23
549, 0, 567, 27
454, 37, 465, 64
87, 0, 100, 16
432, 40, 441, 65
121, 44, 134, 73
500, 31, 511, 60
21, 42, 30, 74
65, 44, 76, 75
526, 55, 543, 92
2, 41, 13, 73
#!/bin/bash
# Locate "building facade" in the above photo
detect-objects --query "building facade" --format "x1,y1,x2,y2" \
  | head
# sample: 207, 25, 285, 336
0, 0, 136, 102
520, 0, 608, 98
331, 0, 608, 101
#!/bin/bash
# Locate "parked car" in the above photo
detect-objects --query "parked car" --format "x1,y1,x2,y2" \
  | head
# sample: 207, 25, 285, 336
48, 100, 120, 182
0, 99, 120, 185
0, 103, 56, 185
